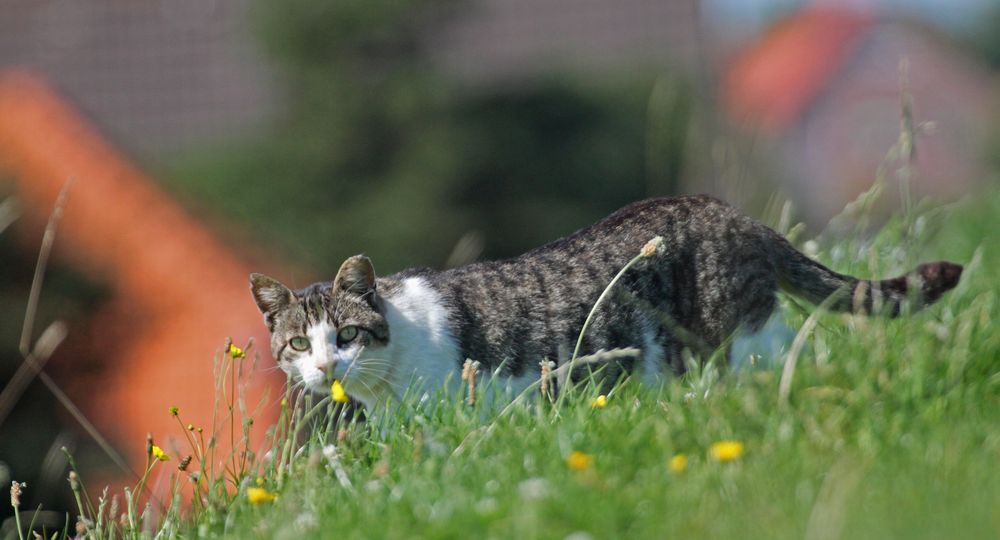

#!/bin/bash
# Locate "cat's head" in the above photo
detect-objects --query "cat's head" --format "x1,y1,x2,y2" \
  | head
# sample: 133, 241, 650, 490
249, 255, 390, 402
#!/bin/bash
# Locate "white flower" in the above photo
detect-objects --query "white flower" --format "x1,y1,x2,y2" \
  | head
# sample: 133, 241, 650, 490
518, 477, 549, 500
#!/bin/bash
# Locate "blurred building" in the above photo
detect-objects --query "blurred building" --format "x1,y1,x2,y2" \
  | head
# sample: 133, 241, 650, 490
426, 0, 700, 83
0, 0, 703, 160
0, 0, 996, 501
0, 0, 276, 161
0, 72, 283, 502
722, 7, 998, 221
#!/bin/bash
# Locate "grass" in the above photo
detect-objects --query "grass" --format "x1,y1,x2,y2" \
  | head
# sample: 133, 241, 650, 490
5, 108, 1000, 538
215, 189, 1000, 539
6, 186, 993, 540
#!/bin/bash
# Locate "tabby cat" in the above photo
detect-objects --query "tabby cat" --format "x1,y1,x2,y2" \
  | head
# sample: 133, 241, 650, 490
250, 196, 962, 410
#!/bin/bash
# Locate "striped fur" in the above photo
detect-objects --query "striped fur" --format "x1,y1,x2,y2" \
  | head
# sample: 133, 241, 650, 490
251, 196, 963, 409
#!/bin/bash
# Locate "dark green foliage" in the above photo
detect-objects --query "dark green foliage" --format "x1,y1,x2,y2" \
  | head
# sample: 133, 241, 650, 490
166, 0, 689, 273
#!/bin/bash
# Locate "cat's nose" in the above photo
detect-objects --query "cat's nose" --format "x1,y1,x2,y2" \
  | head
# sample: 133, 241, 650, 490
315, 359, 335, 373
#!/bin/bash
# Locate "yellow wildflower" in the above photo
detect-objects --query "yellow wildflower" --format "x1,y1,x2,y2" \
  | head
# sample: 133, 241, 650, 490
247, 487, 276, 504
566, 451, 594, 472
227, 343, 246, 359
169, 406, 179, 416
709, 440, 745, 463
331, 380, 349, 403
590, 395, 608, 409
151, 445, 170, 462
669, 453, 688, 473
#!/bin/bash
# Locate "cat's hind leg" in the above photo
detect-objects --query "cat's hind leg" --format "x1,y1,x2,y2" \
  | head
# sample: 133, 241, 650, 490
729, 311, 796, 370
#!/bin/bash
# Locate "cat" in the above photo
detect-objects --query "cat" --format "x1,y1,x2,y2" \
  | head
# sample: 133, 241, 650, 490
249, 195, 962, 411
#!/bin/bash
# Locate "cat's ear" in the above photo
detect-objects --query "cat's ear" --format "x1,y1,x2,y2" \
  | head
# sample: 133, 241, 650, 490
333, 255, 377, 295
249, 273, 295, 320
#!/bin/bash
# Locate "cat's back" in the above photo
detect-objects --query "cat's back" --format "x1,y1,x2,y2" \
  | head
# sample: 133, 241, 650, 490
432, 195, 749, 281
502, 195, 749, 262
390, 195, 764, 372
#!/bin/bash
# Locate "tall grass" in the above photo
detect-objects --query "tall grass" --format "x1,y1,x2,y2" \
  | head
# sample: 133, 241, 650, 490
5, 82, 999, 536
5, 183, 996, 539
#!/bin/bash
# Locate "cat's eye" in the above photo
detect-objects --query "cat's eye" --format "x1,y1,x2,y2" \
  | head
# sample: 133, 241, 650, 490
337, 326, 358, 344
288, 336, 310, 351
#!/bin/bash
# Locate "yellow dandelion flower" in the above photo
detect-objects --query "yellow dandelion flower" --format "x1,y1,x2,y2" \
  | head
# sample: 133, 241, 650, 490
227, 343, 246, 359
709, 440, 745, 463
590, 395, 608, 409
669, 453, 688, 473
330, 380, 349, 403
151, 445, 170, 462
566, 451, 594, 472
246, 487, 276, 504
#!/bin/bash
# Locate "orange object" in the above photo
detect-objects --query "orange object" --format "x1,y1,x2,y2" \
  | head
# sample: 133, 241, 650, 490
0, 70, 287, 494
723, 7, 872, 133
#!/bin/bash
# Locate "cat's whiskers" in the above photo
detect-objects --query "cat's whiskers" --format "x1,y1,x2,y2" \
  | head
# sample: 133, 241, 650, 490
339, 346, 396, 400
347, 375, 383, 405
347, 363, 395, 391
353, 359, 394, 370
339, 345, 367, 392
342, 354, 400, 403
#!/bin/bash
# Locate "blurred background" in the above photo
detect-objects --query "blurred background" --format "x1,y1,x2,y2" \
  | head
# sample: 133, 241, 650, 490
0, 0, 997, 520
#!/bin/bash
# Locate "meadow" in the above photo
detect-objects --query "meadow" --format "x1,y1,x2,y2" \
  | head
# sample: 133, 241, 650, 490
5, 179, 999, 540
216, 191, 998, 540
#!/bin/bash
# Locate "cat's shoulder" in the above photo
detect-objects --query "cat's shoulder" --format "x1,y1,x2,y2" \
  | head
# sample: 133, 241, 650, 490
613, 194, 731, 215
583, 194, 736, 233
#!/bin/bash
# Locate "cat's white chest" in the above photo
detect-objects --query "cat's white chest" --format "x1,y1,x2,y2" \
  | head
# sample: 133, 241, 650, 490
372, 277, 462, 402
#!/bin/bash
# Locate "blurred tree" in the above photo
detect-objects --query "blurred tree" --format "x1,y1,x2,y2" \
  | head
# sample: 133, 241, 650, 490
166, 0, 691, 274
0, 219, 107, 522
965, 5, 1000, 68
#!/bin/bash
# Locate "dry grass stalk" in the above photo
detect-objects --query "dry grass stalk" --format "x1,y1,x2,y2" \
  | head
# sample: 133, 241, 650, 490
461, 359, 481, 406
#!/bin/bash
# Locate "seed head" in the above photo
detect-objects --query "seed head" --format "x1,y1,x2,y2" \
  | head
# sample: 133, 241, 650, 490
539, 359, 556, 400
10, 480, 25, 508
640, 236, 665, 258
461, 360, 481, 406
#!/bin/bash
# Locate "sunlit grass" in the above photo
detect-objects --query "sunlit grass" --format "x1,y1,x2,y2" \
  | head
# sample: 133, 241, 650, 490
215, 192, 997, 539
7, 189, 999, 539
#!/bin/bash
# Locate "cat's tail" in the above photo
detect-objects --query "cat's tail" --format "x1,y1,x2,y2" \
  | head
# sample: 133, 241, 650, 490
764, 229, 963, 316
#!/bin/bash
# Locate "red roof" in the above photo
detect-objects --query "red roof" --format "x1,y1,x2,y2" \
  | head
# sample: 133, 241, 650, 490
722, 7, 874, 133
0, 71, 285, 493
